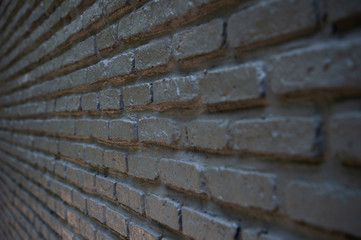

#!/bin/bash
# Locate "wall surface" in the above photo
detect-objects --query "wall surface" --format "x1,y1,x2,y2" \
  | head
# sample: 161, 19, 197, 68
0, 0, 361, 239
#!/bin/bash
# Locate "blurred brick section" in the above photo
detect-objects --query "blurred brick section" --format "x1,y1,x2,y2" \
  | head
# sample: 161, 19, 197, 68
0, 0, 361, 239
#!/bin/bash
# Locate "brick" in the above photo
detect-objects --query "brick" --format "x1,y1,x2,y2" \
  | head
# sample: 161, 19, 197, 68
231, 118, 319, 158
173, 19, 223, 61
99, 89, 121, 110
55, 200, 66, 220
153, 75, 200, 109
182, 207, 238, 240
59, 120, 75, 135
66, 95, 81, 111
134, 38, 171, 73
269, 39, 361, 95
75, 119, 92, 136
187, 120, 229, 151
96, 230, 116, 240
116, 182, 144, 214
199, 63, 265, 109
159, 158, 203, 194
107, 52, 134, 79
83, 1, 104, 28
109, 119, 137, 142
128, 154, 158, 180
87, 60, 107, 84
329, 112, 361, 165
55, 96, 67, 112
122, 83, 152, 109
128, 223, 161, 240
66, 209, 80, 230
138, 117, 182, 145
87, 198, 106, 223
73, 36, 96, 61
102, 0, 129, 17
79, 218, 97, 240
228, 0, 316, 49
242, 229, 282, 240
72, 189, 87, 213
54, 161, 67, 178
145, 193, 180, 230
81, 93, 98, 111
105, 207, 128, 237
284, 181, 361, 237
96, 24, 118, 53
84, 146, 103, 166
103, 150, 127, 172
77, 168, 95, 190
91, 120, 108, 139
204, 167, 277, 210
96, 175, 116, 199
328, 0, 361, 23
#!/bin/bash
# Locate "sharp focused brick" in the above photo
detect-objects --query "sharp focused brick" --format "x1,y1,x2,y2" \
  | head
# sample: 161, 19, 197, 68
87, 61, 107, 84
173, 19, 224, 61
231, 118, 319, 158
107, 52, 134, 79
204, 167, 277, 210
329, 112, 361, 165
116, 182, 144, 214
96, 24, 118, 53
182, 207, 238, 240
159, 158, 203, 194
228, 0, 316, 49
103, 150, 127, 173
269, 39, 361, 95
109, 119, 137, 141
284, 181, 361, 237
99, 89, 121, 110
145, 193, 180, 230
122, 83, 152, 109
128, 154, 159, 180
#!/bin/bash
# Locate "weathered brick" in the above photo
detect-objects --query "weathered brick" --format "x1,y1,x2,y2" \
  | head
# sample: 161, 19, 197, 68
67, 209, 80, 230
145, 193, 180, 230
269, 39, 361, 95
128, 223, 161, 240
96, 175, 116, 199
72, 189, 87, 213
87, 198, 106, 223
55, 200, 66, 220
91, 120, 108, 139
122, 83, 152, 109
81, 93, 98, 111
159, 158, 203, 194
82, 1, 104, 28
329, 112, 361, 165
84, 145, 103, 166
99, 89, 121, 110
182, 207, 238, 240
66, 95, 81, 112
134, 38, 172, 73
187, 120, 229, 151
199, 63, 265, 109
96, 24, 118, 54
173, 19, 224, 61
55, 96, 67, 112
231, 118, 319, 158
153, 75, 200, 110
73, 36, 96, 61
116, 182, 144, 214
54, 161, 67, 178
103, 150, 127, 172
87, 60, 107, 84
204, 167, 277, 210
109, 119, 137, 142
228, 0, 316, 49
79, 218, 97, 240
327, 0, 361, 23
128, 154, 158, 180
77, 168, 95, 190
105, 207, 128, 237
138, 117, 182, 145
107, 52, 134, 79
75, 119, 92, 137
284, 181, 361, 237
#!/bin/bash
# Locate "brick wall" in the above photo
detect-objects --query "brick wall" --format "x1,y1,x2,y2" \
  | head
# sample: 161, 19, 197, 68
0, 0, 360, 239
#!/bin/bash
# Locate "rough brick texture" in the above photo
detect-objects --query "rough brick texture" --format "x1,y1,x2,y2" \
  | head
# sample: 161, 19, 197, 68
0, 1, 360, 240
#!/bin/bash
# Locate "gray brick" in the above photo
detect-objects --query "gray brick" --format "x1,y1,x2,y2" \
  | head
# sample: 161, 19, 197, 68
77, 168, 95, 190
87, 198, 106, 223
122, 83, 152, 109
85, 146, 103, 166
105, 207, 128, 237
173, 19, 223, 61
99, 89, 121, 110
87, 60, 107, 84
128, 154, 159, 180
79, 218, 97, 240
96, 230, 116, 240
75, 119, 92, 137
242, 229, 282, 240
103, 150, 127, 172
54, 161, 67, 178
107, 53, 134, 82
96, 175, 116, 199
81, 93, 98, 111
116, 182, 144, 214
199, 63, 265, 108
138, 117, 182, 145
83, 1, 103, 28
231, 118, 319, 158
204, 167, 277, 210
72, 189, 87, 213
128, 223, 161, 240
55, 96, 67, 112
96, 24, 118, 53
145, 193, 180, 230
134, 38, 171, 73
187, 120, 229, 151
67, 209, 80, 230
74, 36, 96, 61
102, 0, 129, 17
55, 200, 66, 220
228, 0, 316, 49
159, 158, 203, 194
329, 112, 361, 165
109, 119, 137, 142
66, 95, 81, 111
91, 120, 108, 139
182, 207, 238, 240
284, 181, 361, 237
269, 39, 361, 95
153, 75, 200, 110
